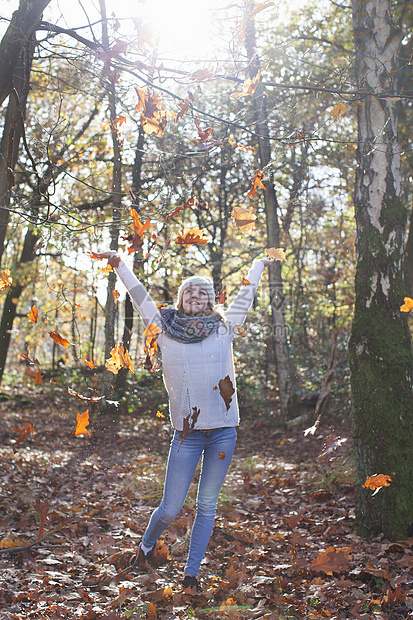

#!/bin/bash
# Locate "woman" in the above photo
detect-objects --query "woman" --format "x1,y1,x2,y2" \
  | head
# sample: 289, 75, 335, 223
94, 251, 274, 591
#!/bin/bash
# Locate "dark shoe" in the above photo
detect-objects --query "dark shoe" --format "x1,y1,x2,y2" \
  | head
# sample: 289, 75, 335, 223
182, 574, 201, 592
135, 543, 155, 568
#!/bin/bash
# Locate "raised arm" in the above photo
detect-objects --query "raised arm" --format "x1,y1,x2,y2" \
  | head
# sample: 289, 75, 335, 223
92, 251, 161, 328
225, 257, 274, 326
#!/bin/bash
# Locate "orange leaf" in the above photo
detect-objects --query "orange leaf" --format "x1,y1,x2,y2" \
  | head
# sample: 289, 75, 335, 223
29, 367, 44, 385
12, 422, 34, 444
147, 602, 157, 620
74, 410, 90, 436
113, 114, 126, 126
400, 297, 413, 312
241, 278, 251, 285
175, 226, 210, 246
218, 375, 235, 411
231, 206, 257, 233
49, 331, 70, 347
228, 136, 255, 152
126, 209, 152, 254
144, 323, 162, 340
34, 497, 50, 536
27, 305, 39, 323
156, 410, 165, 418
217, 285, 227, 305
236, 325, 247, 337
331, 102, 346, 122
363, 474, 392, 495
309, 546, 351, 575
247, 170, 266, 199
266, 247, 286, 261
113, 289, 120, 301
105, 343, 134, 375
231, 69, 261, 98
0, 268, 12, 290
85, 359, 95, 369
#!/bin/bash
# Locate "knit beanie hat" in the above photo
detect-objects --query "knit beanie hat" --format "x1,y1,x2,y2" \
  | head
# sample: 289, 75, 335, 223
177, 275, 215, 307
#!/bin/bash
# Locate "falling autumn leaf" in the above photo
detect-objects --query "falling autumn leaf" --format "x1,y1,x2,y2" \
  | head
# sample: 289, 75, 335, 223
113, 289, 120, 301
28, 366, 44, 385
156, 410, 165, 418
0, 268, 12, 290
34, 497, 50, 536
49, 331, 71, 347
124, 208, 152, 254
400, 297, 413, 312
266, 247, 286, 261
134, 87, 170, 137
179, 406, 201, 445
309, 546, 351, 575
247, 170, 266, 199
219, 375, 235, 411
242, 278, 251, 285
85, 359, 95, 369
331, 102, 346, 122
166, 196, 197, 220
144, 323, 162, 341
236, 325, 247, 337
231, 69, 261, 99
175, 227, 210, 246
190, 68, 213, 82
232, 206, 257, 233
68, 387, 102, 402
101, 264, 114, 274
27, 305, 39, 323
74, 410, 90, 436
228, 136, 255, 152
175, 98, 190, 122
363, 474, 392, 495
106, 343, 134, 375
156, 237, 171, 264
217, 285, 227, 305
12, 422, 34, 444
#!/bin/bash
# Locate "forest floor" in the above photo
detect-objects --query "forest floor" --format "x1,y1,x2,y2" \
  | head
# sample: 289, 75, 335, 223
1, 385, 413, 620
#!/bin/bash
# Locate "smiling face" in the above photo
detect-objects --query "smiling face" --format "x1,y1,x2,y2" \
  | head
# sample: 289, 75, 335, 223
181, 285, 210, 315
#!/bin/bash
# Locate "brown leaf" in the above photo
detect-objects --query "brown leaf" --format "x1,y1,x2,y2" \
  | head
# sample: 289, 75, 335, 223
266, 247, 286, 261
175, 227, 210, 246
34, 497, 50, 536
231, 70, 261, 99
232, 206, 257, 233
49, 331, 71, 347
217, 285, 227, 305
180, 406, 201, 445
218, 375, 235, 411
309, 546, 351, 575
12, 422, 34, 444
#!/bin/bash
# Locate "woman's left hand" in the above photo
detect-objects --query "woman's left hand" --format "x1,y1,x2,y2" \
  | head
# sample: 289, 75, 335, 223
259, 257, 276, 267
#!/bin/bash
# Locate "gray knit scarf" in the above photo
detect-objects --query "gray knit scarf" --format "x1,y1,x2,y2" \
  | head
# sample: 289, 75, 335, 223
160, 307, 222, 344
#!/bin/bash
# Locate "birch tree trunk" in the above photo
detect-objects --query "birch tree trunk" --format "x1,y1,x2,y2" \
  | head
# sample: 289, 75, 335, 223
349, 0, 413, 540
244, 2, 297, 418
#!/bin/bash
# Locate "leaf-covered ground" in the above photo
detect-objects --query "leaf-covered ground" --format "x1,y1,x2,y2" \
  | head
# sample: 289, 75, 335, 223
1, 388, 413, 620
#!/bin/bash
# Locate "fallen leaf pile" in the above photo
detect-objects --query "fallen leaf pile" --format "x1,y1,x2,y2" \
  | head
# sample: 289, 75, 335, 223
0, 388, 412, 619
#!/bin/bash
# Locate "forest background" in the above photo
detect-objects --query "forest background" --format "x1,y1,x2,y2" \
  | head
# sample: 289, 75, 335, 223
1, 0, 413, 617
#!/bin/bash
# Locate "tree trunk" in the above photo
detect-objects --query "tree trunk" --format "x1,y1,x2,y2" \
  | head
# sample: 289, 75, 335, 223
349, 0, 413, 540
244, 2, 297, 419
0, 40, 35, 266
0, 0, 50, 106
0, 227, 38, 383
99, 0, 123, 408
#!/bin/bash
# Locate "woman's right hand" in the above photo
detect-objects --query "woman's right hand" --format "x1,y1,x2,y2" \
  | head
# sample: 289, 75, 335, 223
91, 251, 121, 268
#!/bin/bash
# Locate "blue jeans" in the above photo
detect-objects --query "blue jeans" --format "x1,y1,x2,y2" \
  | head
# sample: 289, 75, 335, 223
142, 427, 237, 576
